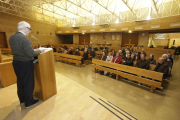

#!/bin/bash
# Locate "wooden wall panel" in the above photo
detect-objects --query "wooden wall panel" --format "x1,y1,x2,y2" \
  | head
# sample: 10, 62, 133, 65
122, 33, 139, 47
79, 35, 90, 45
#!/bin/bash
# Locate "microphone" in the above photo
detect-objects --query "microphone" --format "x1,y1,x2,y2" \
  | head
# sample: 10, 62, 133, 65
31, 35, 41, 48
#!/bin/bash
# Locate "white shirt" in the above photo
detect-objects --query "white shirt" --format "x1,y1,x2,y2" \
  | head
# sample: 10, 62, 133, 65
18, 31, 26, 35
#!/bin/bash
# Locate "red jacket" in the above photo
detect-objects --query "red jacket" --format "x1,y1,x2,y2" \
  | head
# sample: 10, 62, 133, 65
112, 56, 122, 64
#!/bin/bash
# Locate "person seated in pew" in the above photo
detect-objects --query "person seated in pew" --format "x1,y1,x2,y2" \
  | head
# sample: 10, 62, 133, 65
112, 52, 122, 64
133, 52, 140, 62
67, 48, 73, 55
63, 48, 67, 54
141, 49, 146, 57
162, 54, 172, 68
149, 45, 154, 48
74, 48, 80, 56
123, 54, 133, 66
81, 49, 88, 64
99, 52, 107, 61
147, 54, 156, 65
108, 45, 112, 52
154, 57, 169, 79
119, 50, 124, 59
77, 46, 80, 51
167, 53, 173, 66
130, 46, 134, 53
52, 46, 56, 52
100, 45, 104, 50
111, 52, 122, 79
112, 50, 116, 58
104, 53, 113, 75
136, 54, 150, 70
122, 47, 125, 54
106, 52, 113, 62
89, 48, 96, 60
131, 48, 136, 56
58, 46, 63, 53
167, 51, 174, 60
81, 46, 85, 51
102, 47, 107, 53
94, 46, 98, 51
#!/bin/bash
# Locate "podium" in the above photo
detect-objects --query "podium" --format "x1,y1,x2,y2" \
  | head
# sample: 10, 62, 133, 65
33, 49, 57, 101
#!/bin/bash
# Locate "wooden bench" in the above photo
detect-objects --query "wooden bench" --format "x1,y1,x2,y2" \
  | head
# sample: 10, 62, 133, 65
54, 53, 82, 66
0, 61, 17, 87
92, 59, 163, 92
1, 48, 12, 54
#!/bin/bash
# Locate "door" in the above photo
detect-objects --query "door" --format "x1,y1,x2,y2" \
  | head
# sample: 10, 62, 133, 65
122, 33, 139, 47
0, 32, 8, 48
79, 34, 90, 45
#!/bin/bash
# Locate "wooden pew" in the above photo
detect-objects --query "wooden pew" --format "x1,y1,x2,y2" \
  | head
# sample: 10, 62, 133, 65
54, 53, 82, 66
1, 48, 12, 54
92, 59, 163, 92
0, 61, 17, 87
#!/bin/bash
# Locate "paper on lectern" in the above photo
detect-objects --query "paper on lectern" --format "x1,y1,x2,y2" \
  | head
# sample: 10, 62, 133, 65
39, 47, 53, 54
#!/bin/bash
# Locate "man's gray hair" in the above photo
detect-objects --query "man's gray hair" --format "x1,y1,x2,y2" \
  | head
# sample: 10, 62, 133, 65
18, 21, 31, 30
162, 54, 168, 58
159, 57, 164, 61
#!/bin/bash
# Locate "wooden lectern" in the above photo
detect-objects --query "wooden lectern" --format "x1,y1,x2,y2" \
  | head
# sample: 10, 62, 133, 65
33, 49, 57, 101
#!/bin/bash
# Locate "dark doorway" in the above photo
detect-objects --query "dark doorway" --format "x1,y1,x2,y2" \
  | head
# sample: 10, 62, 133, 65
0, 32, 8, 48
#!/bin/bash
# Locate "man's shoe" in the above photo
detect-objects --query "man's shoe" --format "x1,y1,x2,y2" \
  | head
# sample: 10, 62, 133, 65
25, 100, 39, 109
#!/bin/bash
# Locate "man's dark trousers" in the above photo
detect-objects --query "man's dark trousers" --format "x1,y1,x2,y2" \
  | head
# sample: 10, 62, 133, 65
12, 60, 34, 106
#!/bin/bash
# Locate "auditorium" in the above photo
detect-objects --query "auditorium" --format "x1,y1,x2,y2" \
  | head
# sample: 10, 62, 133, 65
0, 0, 180, 120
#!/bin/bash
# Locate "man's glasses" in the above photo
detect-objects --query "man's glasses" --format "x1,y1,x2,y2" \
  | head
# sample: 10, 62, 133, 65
26, 27, 32, 31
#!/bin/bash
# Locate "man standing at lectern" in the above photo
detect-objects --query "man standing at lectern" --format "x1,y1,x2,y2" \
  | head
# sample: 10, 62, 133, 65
9, 21, 45, 108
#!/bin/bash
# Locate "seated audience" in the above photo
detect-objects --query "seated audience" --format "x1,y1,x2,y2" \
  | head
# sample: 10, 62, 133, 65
90, 48, 96, 60
111, 52, 122, 79
99, 52, 107, 61
108, 45, 112, 52
74, 49, 80, 56
67, 48, 73, 55
147, 54, 156, 65
81, 46, 85, 51
81, 49, 88, 64
77, 46, 80, 51
63, 48, 67, 54
106, 53, 113, 62
102, 47, 107, 53
52, 46, 56, 52
141, 49, 146, 57
154, 57, 169, 79
136, 54, 150, 70
112, 52, 122, 64
100, 45, 104, 50
150, 45, 154, 48
94, 46, 98, 51
162, 54, 172, 68
131, 48, 136, 56
167, 53, 173, 66
123, 54, 133, 66
133, 52, 140, 62
119, 50, 124, 58
112, 50, 116, 58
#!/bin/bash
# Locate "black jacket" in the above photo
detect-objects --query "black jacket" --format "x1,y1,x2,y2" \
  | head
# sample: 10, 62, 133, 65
90, 51, 95, 58
82, 52, 88, 60
123, 57, 133, 66
154, 62, 169, 78
136, 59, 150, 70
